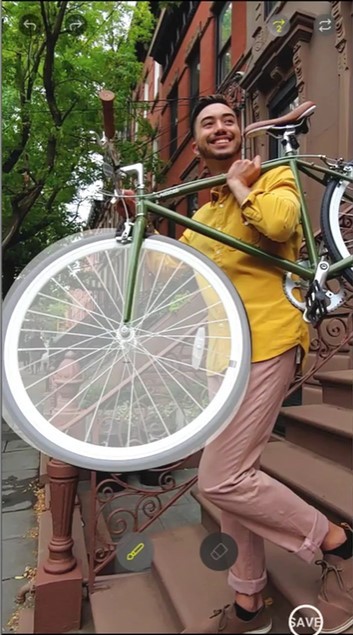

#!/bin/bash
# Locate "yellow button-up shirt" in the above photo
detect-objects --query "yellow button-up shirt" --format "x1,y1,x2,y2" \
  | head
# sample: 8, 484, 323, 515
179, 165, 310, 366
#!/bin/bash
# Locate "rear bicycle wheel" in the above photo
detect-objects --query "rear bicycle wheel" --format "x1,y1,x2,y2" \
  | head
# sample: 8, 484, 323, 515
2, 230, 251, 472
321, 168, 353, 285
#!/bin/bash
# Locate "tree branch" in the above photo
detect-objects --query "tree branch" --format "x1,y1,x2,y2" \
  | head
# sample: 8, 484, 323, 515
42, 1, 68, 127
2, 35, 47, 174
2, 182, 45, 250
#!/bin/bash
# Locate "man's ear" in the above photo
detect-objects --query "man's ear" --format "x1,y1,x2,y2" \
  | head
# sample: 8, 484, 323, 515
192, 140, 200, 157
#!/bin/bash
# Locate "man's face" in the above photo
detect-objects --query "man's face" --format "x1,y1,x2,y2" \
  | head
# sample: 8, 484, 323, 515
192, 102, 242, 164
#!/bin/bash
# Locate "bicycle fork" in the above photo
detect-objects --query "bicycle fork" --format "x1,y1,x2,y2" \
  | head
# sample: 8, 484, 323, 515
114, 163, 147, 324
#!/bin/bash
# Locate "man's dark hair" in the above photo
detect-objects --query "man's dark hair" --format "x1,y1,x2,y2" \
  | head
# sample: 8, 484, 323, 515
190, 94, 234, 136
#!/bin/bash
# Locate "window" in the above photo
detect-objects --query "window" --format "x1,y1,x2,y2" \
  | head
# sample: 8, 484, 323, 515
153, 61, 161, 99
143, 80, 149, 118
187, 193, 198, 217
268, 78, 299, 159
264, 2, 278, 19
169, 84, 178, 158
217, 2, 232, 86
189, 46, 200, 124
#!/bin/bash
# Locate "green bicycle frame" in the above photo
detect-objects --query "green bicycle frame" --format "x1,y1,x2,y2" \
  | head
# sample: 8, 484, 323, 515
122, 156, 353, 323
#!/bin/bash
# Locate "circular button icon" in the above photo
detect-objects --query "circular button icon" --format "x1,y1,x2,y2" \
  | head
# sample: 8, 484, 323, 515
315, 15, 334, 36
200, 532, 238, 571
64, 14, 87, 35
116, 532, 154, 572
19, 14, 41, 36
268, 14, 290, 37
288, 604, 324, 635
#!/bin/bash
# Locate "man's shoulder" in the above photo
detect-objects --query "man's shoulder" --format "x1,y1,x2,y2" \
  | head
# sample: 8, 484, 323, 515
258, 164, 295, 187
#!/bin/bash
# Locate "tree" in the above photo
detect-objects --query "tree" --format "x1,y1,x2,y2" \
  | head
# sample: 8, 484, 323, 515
2, 1, 157, 296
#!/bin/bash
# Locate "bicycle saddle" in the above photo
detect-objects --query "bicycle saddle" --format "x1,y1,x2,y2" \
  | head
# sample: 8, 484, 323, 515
244, 100, 316, 138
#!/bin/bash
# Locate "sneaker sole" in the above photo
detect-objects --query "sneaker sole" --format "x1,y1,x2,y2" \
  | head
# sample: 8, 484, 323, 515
244, 621, 272, 634
321, 615, 353, 634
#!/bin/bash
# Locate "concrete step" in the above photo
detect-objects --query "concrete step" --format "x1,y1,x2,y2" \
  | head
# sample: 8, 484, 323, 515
280, 404, 353, 469
315, 369, 353, 409
151, 523, 293, 634
90, 571, 180, 633
191, 491, 353, 634
260, 440, 352, 524
191, 438, 352, 527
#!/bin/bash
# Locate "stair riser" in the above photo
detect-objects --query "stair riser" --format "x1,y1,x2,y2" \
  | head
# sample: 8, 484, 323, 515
284, 422, 353, 470
151, 563, 183, 633
321, 384, 353, 409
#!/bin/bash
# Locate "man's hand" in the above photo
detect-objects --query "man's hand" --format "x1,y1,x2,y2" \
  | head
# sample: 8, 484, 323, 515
226, 156, 261, 206
226, 155, 262, 189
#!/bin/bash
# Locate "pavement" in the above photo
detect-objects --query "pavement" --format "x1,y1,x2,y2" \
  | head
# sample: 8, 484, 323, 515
1, 420, 40, 633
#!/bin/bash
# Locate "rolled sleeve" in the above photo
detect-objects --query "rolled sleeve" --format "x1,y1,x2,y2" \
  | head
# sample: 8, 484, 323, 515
240, 168, 301, 242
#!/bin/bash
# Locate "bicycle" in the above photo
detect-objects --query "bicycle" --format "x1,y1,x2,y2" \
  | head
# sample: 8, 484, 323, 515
2, 94, 353, 473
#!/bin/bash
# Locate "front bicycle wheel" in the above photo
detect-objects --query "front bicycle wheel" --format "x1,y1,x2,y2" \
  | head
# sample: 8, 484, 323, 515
321, 168, 353, 285
3, 230, 251, 472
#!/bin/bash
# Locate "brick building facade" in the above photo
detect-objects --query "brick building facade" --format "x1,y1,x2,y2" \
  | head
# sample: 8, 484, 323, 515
89, 1, 352, 234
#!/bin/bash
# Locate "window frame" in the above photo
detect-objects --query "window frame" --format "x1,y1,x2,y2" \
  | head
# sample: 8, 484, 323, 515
267, 77, 299, 159
169, 83, 179, 158
216, 2, 232, 87
264, 1, 278, 19
189, 44, 200, 125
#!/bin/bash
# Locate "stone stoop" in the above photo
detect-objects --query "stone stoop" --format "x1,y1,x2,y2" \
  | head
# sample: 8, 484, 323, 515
301, 353, 352, 404
259, 440, 352, 525
191, 488, 353, 635
314, 369, 353, 409
88, 523, 292, 634
279, 404, 352, 468
279, 368, 353, 469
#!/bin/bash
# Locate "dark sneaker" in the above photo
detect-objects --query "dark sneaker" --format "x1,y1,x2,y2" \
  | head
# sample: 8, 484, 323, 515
316, 538, 353, 634
181, 604, 272, 634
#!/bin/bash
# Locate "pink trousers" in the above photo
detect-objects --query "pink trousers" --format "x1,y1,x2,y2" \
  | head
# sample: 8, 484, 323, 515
198, 347, 329, 595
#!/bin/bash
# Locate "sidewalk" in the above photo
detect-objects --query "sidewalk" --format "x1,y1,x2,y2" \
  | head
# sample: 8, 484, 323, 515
2, 420, 40, 633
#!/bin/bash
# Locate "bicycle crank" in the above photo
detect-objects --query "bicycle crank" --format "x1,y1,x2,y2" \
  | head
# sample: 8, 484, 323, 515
283, 260, 345, 315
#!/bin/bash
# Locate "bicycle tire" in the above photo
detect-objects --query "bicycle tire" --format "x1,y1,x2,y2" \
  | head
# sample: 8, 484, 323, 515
320, 169, 353, 285
3, 230, 251, 472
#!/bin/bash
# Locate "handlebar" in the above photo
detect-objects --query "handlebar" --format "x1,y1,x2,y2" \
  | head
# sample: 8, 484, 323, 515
99, 89, 116, 140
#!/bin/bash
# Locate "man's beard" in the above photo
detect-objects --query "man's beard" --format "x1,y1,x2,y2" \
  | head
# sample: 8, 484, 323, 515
202, 147, 240, 160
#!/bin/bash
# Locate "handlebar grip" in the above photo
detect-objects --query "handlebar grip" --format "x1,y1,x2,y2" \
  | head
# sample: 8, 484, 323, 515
99, 89, 116, 140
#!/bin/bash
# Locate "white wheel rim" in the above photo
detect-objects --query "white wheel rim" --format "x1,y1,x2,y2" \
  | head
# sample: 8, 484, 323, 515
329, 180, 352, 264
3, 234, 250, 470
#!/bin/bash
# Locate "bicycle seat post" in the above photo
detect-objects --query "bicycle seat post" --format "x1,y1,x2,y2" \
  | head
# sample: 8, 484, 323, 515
281, 127, 300, 157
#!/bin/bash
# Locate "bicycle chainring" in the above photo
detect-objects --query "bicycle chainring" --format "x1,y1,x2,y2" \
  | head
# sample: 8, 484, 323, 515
283, 260, 345, 314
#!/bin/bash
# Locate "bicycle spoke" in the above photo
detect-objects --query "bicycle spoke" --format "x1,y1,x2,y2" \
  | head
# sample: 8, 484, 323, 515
135, 341, 205, 411
35, 341, 116, 411
3, 234, 250, 470
83, 344, 123, 443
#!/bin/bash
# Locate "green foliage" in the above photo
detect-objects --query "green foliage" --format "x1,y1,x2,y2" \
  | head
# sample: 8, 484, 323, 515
2, 1, 161, 295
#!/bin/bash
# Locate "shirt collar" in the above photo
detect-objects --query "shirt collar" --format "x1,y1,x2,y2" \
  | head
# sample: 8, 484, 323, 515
210, 184, 231, 205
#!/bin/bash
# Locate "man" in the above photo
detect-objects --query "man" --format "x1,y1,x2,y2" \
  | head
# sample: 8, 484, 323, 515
177, 95, 352, 634
119, 94, 352, 635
